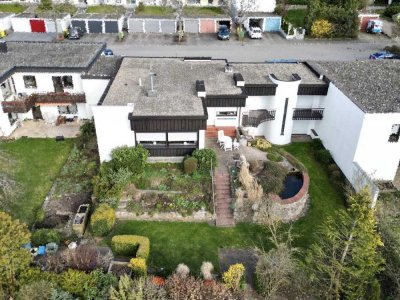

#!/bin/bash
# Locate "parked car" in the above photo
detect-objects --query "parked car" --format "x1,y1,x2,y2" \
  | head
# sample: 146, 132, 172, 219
248, 26, 262, 39
217, 25, 230, 40
366, 20, 383, 34
102, 48, 114, 57
67, 27, 83, 40
369, 51, 400, 60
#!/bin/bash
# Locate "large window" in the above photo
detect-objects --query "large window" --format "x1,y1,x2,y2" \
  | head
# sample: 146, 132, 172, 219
168, 132, 197, 146
136, 132, 197, 146
389, 124, 400, 143
62, 76, 74, 89
58, 104, 78, 114
23, 75, 37, 89
216, 110, 237, 117
137, 133, 167, 146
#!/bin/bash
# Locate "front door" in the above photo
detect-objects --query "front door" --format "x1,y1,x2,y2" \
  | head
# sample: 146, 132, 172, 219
32, 106, 43, 120
52, 76, 64, 93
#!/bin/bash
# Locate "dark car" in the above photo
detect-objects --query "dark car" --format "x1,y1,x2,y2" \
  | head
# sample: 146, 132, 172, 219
217, 25, 230, 40
68, 27, 83, 40
369, 51, 400, 60
102, 48, 114, 57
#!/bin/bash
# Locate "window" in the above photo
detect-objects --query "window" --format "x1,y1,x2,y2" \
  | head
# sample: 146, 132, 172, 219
23, 75, 37, 88
58, 104, 77, 114
136, 132, 167, 146
8, 113, 17, 125
216, 111, 237, 117
62, 76, 74, 89
208, 0, 213, 4
389, 124, 400, 143
168, 132, 197, 146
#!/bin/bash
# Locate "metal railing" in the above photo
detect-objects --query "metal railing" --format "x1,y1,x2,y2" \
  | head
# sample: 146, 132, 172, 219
242, 109, 276, 127
293, 108, 324, 120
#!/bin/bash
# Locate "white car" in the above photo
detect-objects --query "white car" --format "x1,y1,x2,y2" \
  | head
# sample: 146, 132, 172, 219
248, 27, 262, 39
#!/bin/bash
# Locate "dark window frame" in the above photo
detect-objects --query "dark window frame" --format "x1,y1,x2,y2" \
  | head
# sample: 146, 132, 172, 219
389, 124, 400, 143
62, 76, 74, 89
58, 104, 77, 114
23, 75, 37, 89
216, 110, 238, 117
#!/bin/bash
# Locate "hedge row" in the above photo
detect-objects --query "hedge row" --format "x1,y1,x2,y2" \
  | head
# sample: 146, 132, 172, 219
111, 235, 150, 259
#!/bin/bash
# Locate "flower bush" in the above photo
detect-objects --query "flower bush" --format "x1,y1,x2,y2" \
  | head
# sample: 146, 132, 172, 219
311, 19, 333, 38
129, 258, 147, 277
31, 228, 61, 246
201, 261, 214, 280
175, 263, 190, 278
251, 138, 272, 152
90, 204, 115, 237
111, 235, 150, 259
223, 263, 246, 291
192, 149, 217, 172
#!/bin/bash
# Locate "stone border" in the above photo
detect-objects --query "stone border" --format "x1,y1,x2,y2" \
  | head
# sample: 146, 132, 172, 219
272, 172, 310, 205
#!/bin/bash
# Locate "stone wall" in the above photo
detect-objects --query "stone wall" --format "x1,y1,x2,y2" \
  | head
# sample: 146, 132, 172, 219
116, 208, 214, 222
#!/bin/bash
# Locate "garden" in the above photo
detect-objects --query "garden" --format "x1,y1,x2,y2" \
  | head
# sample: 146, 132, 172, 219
0, 3, 26, 13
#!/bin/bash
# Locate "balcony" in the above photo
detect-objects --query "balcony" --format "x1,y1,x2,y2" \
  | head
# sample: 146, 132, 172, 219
1, 92, 86, 113
242, 109, 276, 127
293, 108, 324, 120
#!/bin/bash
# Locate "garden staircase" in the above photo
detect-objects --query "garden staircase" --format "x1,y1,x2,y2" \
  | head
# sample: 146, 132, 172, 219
215, 169, 235, 227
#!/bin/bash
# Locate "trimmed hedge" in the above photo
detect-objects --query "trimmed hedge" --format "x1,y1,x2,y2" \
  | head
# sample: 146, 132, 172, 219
111, 235, 150, 259
91, 204, 115, 237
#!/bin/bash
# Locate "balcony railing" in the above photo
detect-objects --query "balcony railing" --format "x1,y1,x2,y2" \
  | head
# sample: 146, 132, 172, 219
388, 133, 399, 143
242, 109, 276, 127
1, 92, 86, 113
293, 108, 324, 120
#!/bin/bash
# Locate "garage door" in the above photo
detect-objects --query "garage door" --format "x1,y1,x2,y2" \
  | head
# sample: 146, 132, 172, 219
30, 19, 46, 33
71, 20, 87, 33
184, 19, 199, 33
144, 20, 160, 33
160, 20, 175, 34
45, 20, 56, 33
105, 20, 119, 33
128, 19, 144, 32
88, 20, 103, 33
264, 17, 281, 32
200, 19, 216, 33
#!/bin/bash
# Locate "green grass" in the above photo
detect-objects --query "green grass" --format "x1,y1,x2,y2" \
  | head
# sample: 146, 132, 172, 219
36, 3, 78, 15
285, 9, 307, 28
0, 138, 73, 225
86, 5, 126, 14
183, 6, 226, 17
0, 3, 26, 13
135, 5, 175, 16
105, 143, 346, 273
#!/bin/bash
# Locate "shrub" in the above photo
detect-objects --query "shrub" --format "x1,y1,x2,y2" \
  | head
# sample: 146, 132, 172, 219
384, 44, 400, 55
17, 267, 59, 287
384, 4, 400, 17
223, 263, 246, 291
239, 163, 263, 203
59, 269, 90, 297
110, 145, 149, 175
192, 149, 217, 172
31, 229, 61, 246
110, 275, 167, 300
311, 138, 324, 151
91, 204, 115, 237
315, 149, 332, 164
328, 163, 340, 174
176, 263, 190, 278
251, 138, 272, 151
183, 157, 198, 174
200, 262, 214, 280
65, 245, 99, 272
311, 19, 333, 38
84, 269, 117, 300
111, 235, 150, 259
16, 280, 54, 300
331, 170, 342, 181
50, 289, 74, 300
129, 258, 147, 277
267, 152, 283, 163
259, 161, 288, 195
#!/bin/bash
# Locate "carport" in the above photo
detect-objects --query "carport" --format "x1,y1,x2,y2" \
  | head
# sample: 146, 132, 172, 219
71, 14, 124, 34
11, 13, 71, 33
0, 13, 15, 32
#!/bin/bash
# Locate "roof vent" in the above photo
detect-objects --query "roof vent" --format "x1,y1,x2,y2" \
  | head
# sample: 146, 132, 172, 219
146, 73, 157, 97
0, 42, 7, 53
233, 73, 245, 87
196, 80, 206, 98
225, 63, 233, 73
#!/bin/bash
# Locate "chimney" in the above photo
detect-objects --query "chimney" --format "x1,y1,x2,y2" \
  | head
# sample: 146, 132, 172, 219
233, 73, 245, 87
146, 73, 157, 97
0, 42, 7, 53
225, 63, 233, 73
196, 80, 206, 98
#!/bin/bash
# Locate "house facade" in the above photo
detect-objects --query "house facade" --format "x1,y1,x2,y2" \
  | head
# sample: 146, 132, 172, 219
0, 41, 120, 136
93, 57, 400, 195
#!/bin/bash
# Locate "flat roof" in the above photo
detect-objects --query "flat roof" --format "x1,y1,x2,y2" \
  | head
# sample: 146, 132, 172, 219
314, 60, 400, 113
72, 13, 122, 20
0, 13, 14, 18
0, 41, 105, 81
14, 12, 69, 19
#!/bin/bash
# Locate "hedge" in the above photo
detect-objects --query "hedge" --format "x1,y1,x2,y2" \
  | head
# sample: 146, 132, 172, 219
111, 235, 150, 259
91, 204, 115, 237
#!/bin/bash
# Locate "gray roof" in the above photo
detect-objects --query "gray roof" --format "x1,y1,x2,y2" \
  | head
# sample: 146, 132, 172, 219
0, 42, 105, 81
314, 60, 400, 113
72, 13, 123, 20
14, 12, 69, 19
84, 56, 122, 78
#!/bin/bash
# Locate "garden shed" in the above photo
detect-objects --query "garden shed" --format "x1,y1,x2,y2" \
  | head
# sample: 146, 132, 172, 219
245, 13, 282, 32
128, 16, 176, 34
71, 14, 124, 34
11, 13, 71, 33
358, 13, 379, 31
0, 13, 15, 32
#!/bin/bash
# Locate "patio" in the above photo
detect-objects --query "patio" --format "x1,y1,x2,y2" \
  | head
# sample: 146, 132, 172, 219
10, 119, 81, 139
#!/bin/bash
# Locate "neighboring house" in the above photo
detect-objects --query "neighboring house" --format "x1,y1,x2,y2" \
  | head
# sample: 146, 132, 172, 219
0, 41, 120, 136
93, 57, 400, 197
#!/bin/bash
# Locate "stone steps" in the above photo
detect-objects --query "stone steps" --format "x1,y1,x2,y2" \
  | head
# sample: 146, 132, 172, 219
214, 170, 235, 227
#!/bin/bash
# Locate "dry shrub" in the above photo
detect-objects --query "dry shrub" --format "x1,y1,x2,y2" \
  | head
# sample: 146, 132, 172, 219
235, 188, 245, 209
125, 184, 138, 198
239, 163, 263, 203
175, 263, 190, 278
201, 262, 214, 280
44, 252, 67, 273
65, 245, 99, 271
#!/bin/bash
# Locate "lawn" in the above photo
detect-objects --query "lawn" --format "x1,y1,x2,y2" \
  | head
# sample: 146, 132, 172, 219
0, 138, 74, 225
36, 3, 78, 15
0, 3, 26, 13
135, 5, 175, 16
106, 143, 346, 273
86, 5, 126, 14
183, 6, 226, 17
284, 9, 307, 28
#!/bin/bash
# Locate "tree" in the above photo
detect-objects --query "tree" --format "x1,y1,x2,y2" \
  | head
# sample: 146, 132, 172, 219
0, 212, 32, 297
305, 189, 384, 299
223, 0, 256, 26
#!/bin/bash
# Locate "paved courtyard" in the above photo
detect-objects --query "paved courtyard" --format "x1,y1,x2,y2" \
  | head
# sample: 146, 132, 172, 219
10, 120, 81, 139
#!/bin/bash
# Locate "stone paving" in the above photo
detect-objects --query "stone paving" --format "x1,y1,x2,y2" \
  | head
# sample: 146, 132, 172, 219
10, 119, 81, 139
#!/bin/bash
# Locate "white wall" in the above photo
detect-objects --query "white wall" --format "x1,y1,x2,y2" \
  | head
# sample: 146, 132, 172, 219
292, 95, 325, 134
82, 78, 109, 118
0, 14, 14, 31
93, 105, 136, 162
40, 105, 60, 123
354, 113, 400, 181
199, 129, 205, 149
11, 17, 31, 33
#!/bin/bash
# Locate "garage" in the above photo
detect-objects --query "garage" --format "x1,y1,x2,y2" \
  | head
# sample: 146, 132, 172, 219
248, 18, 264, 29
11, 13, 71, 33
217, 19, 231, 30
0, 13, 15, 32
88, 20, 103, 33
183, 19, 199, 33
199, 19, 216, 33
70, 20, 87, 33
71, 14, 124, 34
144, 19, 160, 33
264, 16, 282, 32
160, 19, 176, 34
359, 13, 379, 31
128, 18, 144, 33
30, 19, 45, 32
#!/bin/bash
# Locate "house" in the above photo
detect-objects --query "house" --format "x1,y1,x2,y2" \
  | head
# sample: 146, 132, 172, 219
0, 41, 121, 136
10, 13, 71, 33
93, 57, 400, 198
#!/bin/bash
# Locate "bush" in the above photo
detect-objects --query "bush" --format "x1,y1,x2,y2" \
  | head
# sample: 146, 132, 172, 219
111, 235, 150, 259
16, 280, 54, 300
267, 152, 283, 163
223, 263, 246, 291
311, 19, 333, 37
383, 4, 400, 18
311, 139, 324, 151
315, 149, 332, 164
59, 269, 90, 297
110, 145, 149, 175
176, 263, 190, 278
183, 157, 198, 174
259, 161, 288, 195
91, 204, 115, 237
192, 149, 217, 172
200, 262, 214, 280
129, 258, 147, 277
65, 245, 99, 272
327, 163, 340, 174
384, 44, 400, 55
84, 269, 117, 300
31, 229, 61, 246
251, 138, 272, 151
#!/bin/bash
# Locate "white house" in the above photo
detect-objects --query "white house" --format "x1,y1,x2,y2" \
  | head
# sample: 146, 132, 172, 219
93, 57, 400, 197
0, 41, 120, 136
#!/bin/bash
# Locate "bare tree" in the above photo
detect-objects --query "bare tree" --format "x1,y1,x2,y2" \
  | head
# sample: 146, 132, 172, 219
222, 0, 256, 25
